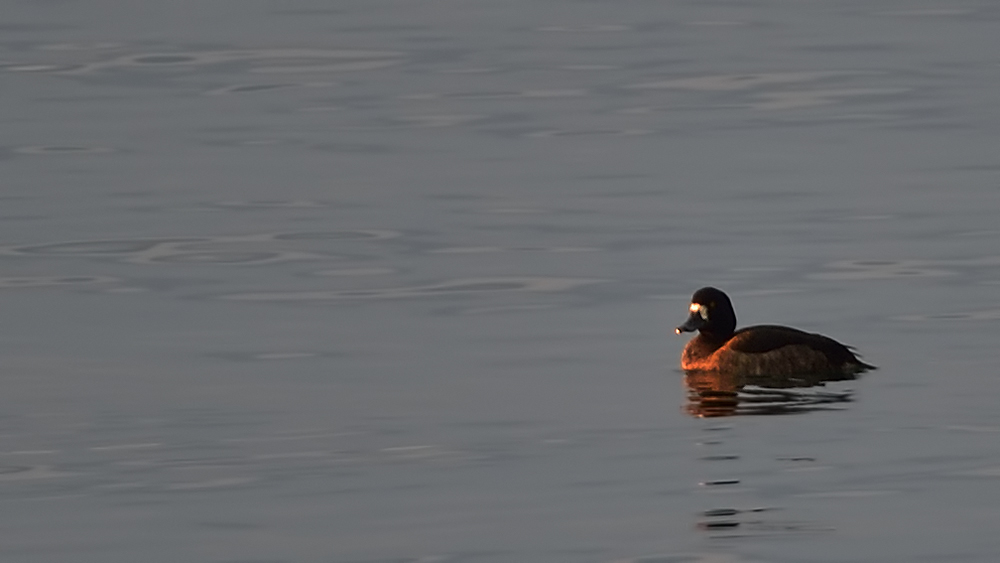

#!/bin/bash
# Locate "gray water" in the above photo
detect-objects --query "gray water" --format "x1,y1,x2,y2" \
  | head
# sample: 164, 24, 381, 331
3, 1, 1000, 561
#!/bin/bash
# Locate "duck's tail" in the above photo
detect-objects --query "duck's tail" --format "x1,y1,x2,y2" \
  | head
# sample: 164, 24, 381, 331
849, 354, 876, 372
843, 344, 876, 372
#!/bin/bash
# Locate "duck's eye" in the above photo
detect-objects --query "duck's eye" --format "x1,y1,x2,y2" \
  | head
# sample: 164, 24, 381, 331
689, 302, 710, 320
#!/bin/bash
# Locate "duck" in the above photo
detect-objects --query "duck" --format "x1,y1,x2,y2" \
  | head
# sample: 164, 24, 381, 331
675, 287, 874, 375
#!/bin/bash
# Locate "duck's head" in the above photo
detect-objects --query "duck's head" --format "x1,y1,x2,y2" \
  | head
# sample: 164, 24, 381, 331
675, 287, 737, 339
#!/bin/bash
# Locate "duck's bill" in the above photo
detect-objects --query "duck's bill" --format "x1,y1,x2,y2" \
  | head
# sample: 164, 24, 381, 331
675, 313, 705, 334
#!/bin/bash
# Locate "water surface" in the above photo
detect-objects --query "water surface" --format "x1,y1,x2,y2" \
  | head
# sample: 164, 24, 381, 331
3, 0, 1000, 561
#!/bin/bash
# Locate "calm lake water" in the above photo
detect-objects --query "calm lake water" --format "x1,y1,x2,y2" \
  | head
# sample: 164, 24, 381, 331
3, 1, 1000, 561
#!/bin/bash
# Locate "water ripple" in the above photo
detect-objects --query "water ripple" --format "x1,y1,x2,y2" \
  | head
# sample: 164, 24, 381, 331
629, 71, 855, 91
1, 231, 399, 265
750, 87, 908, 111
894, 309, 1000, 322
534, 24, 631, 32
0, 276, 116, 289
428, 246, 599, 254
221, 277, 604, 302
808, 259, 954, 280
207, 200, 330, 209
525, 128, 653, 138
402, 89, 586, 101
12, 145, 114, 155
59, 48, 405, 76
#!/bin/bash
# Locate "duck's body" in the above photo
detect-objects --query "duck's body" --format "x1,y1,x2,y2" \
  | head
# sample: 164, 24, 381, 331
681, 324, 871, 375
676, 288, 874, 376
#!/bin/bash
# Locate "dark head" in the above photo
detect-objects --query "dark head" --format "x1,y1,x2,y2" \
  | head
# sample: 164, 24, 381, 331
675, 287, 737, 340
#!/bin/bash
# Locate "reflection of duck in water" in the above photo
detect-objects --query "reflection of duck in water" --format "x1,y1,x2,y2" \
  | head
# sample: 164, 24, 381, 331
683, 369, 857, 417
675, 287, 874, 417
675, 287, 874, 376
